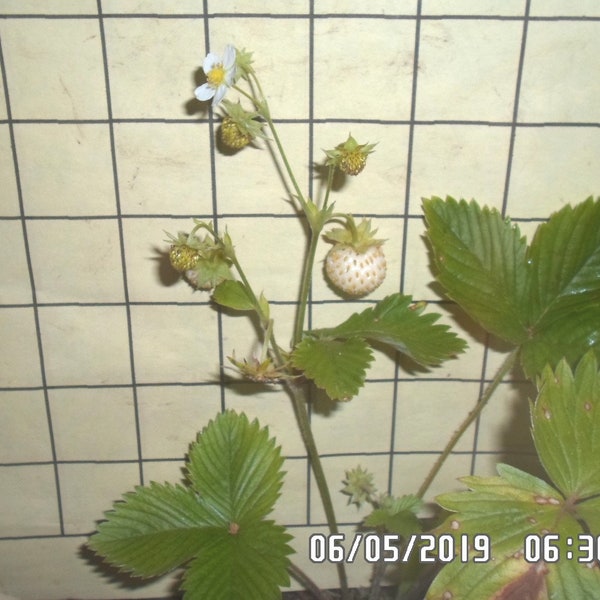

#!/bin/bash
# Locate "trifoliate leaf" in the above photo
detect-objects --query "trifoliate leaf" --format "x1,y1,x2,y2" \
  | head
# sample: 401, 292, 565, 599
520, 197, 600, 377
181, 520, 293, 600
423, 197, 529, 344
291, 336, 373, 401
423, 196, 600, 379
88, 482, 220, 578
212, 280, 255, 311
310, 294, 466, 366
89, 411, 293, 598
429, 463, 594, 599
531, 352, 600, 499
186, 411, 285, 525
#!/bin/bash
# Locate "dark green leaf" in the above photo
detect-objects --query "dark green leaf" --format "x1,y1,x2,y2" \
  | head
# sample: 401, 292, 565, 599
88, 482, 219, 578
364, 494, 422, 537
181, 520, 293, 600
520, 198, 600, 377
531, 352, 600, 499
212, 280, 255, 311
186, 411, 285, 524
423, 197, 529, 343
310, 293, 467, 366
291, 336, 373, 400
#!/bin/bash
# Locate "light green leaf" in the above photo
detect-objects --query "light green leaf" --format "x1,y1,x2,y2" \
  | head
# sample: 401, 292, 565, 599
430, 463, 591, 599
291, 336, 373, 400
436, 463, 571, 556
520, 198, 600, 377
181, 520, 293, 600
212, 280, 255, 311
310, 293, 467, 366
423, 197, 529, 344
186, 411, 285, 525
531, 352, 600, 499
88, 482, 219, 577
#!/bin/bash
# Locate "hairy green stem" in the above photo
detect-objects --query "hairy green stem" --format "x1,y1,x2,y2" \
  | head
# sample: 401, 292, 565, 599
293, 229, 320, 347
416, 348, 519, 499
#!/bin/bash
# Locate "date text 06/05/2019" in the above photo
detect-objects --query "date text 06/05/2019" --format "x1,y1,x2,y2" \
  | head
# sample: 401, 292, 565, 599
308, 533, 491, 565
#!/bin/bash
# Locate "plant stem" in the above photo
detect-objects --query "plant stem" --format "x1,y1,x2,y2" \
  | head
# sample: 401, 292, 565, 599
293, 229, 320, 347
415, 348, 519, 500
288, 382, 350, 599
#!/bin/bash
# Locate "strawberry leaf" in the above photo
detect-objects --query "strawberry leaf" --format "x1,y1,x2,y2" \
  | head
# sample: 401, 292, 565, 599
363, 494, 422, 537
212, 280, 255, 311
186, 411, 285, 525
309, 293, 467, 366
88, 482, 220, 578
531, 351, 600, 499
291, 336, 373, 400
423, 197, 529, 344
423, 196, 600, 379
88, 411, 293, 597
520, 198, 600, 378
429, 463, 591, 599
181, 520, 293, 600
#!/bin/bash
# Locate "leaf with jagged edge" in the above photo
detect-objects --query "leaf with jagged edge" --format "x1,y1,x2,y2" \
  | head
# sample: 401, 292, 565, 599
423, 196, 600, 379
186, 411, 285, 525
423, 197, 529, 344
520, 198, 600, 378
309, 294, 467, 366
291, 336, 373, 401
531, 352, 600, 500
428, 463, 595, 599
181, 520, 292, 600
88, 411, 293, 598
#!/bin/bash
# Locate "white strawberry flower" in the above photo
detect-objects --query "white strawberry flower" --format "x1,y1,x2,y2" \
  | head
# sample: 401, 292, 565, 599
195, 44, 236, 107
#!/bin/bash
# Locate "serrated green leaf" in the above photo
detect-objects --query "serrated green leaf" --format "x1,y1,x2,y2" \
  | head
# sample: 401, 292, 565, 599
430, 463, 594, 599
531, 352, 600, 499
435, 463, 572, 557
89, 411, 293, 597
88, 482, 219, 577
310, 293, 466, 366
423, 197, 529, 343
291, 336, 373, 400
181, 520, 293, 600
186, 411, 285, 524
423, 196, 600, 379
520, 198, 600, 377
212, 280, 255, 311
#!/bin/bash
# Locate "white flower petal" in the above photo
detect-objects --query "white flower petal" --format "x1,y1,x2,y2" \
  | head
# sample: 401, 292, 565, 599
212, 85, 227, 106
222, 44, 236, 69
195, 83, 215, 101
203, 52, 220, 74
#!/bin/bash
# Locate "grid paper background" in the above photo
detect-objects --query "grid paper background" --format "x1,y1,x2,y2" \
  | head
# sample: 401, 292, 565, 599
1, 0, 600, 598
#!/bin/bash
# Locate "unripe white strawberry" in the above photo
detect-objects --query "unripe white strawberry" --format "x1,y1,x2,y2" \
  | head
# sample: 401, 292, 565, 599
323, 217, 387, 297
325, 243, 386, 297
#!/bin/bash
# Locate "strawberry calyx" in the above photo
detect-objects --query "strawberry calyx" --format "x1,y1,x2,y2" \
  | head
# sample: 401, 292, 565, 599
323, 215, 385, 254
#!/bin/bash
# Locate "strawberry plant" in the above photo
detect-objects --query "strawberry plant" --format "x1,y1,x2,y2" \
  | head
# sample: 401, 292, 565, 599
88, 43, 600, 600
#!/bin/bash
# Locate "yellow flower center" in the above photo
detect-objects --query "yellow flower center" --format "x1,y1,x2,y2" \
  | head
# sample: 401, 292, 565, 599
207, 64, 226, 87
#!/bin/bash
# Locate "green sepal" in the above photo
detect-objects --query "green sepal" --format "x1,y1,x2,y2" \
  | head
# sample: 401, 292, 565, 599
212, 280, 255, 312
291, 336, 373, 401
531, 351, 600, 499
310, 294, 467, 366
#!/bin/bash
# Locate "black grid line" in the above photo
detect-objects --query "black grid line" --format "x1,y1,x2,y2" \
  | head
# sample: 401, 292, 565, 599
96, 0, 145, 487
1, 4, 599, 597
